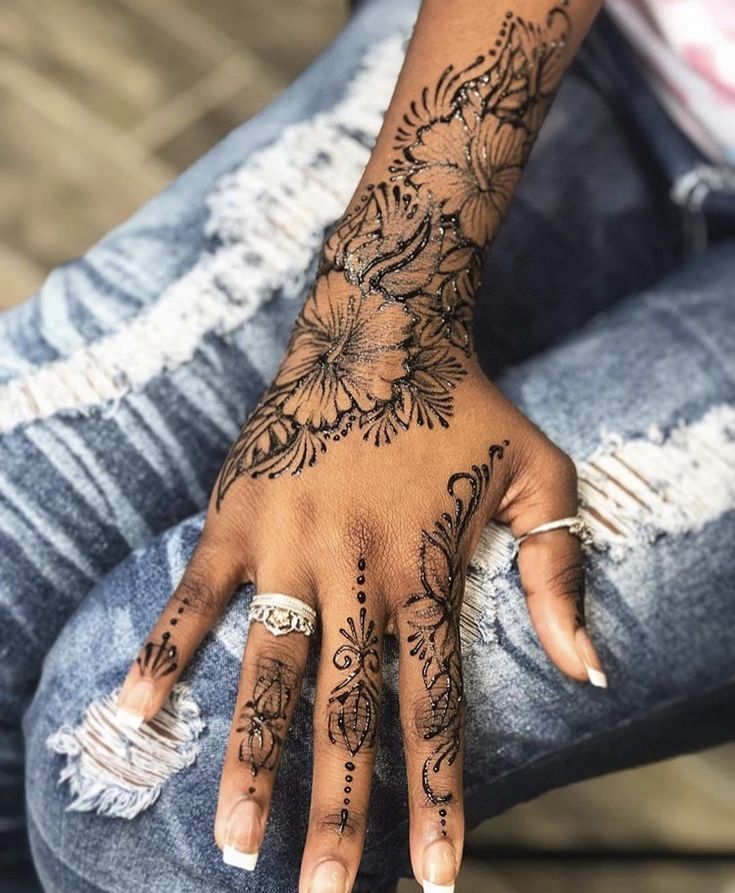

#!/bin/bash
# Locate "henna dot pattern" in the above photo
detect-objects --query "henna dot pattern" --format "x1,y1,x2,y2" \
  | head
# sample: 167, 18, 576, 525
135, 586, 206, 683
215, 4, 571, 503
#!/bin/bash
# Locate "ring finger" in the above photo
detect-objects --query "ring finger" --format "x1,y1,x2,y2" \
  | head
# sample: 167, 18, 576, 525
398, 578, 466, 893
214, 567, 315, 870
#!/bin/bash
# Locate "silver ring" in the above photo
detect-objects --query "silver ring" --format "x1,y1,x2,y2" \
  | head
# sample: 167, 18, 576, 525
516, 515, 594, 548
248, 593, 317, 637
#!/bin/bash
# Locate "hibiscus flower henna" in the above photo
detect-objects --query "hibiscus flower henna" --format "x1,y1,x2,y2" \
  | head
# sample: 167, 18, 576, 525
216, 3, 571, 503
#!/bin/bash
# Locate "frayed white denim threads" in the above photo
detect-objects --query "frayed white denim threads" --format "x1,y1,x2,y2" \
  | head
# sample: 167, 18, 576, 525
578, 404, 735, 558
46, 683, 204, 819
0, 36, 406, 435
461, 405, 735, 645
462, 524, 518, 648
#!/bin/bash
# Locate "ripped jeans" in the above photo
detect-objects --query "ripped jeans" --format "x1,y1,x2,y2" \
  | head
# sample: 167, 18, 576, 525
1, 0, 735, 890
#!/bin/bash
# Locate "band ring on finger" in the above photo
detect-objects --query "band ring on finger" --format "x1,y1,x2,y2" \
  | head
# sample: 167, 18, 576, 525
516, 515, 594, 548
248, 593, 318, 637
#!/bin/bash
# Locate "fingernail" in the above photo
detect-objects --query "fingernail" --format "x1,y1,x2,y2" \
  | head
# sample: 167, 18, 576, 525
223, 799, 262, 871
575, 627, 608, 688
116, 680, 154, 728
422, 839, 456, 892
309, 860, 348, 893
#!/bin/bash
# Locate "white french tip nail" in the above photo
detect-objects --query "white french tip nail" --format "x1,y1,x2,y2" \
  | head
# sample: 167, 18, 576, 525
586, 665, 608, 689
115, 707, 145, 730
223, 845, 258, 871
423, 883, 455, 893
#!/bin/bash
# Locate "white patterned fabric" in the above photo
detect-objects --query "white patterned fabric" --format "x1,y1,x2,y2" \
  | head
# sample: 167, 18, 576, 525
607, 0, 735, 163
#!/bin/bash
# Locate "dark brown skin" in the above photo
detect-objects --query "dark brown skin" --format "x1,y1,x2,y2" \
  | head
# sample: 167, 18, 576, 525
118, 1, 604, 890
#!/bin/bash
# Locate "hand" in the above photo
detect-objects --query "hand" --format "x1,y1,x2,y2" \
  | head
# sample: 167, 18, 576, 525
117, 272, 604, 892
118, 2, 607, 885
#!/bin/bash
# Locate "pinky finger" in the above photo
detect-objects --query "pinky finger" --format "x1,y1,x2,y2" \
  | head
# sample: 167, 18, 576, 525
517, 530, 607, 688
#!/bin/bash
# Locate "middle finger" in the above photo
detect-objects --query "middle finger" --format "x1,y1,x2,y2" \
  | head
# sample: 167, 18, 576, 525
299, 554, 385, 893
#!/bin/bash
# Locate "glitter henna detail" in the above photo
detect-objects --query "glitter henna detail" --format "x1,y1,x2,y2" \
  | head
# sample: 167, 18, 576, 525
404, 442, 508, 832
216, 4, 570, 502
327, 607, 381, 756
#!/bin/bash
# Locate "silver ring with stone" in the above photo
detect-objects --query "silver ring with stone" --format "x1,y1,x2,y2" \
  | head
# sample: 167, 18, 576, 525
248, 593, 318, 637
516, 515, 594, 548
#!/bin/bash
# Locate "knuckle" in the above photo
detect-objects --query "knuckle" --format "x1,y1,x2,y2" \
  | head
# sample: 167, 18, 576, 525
293, 489, 318, 534
343, 512, 382, 563
311, 804, 366, 839
246, 647, 303, 688
537, 435, 577, 484
403, 690, 462, 750
175, 565, 221, 616
524, 435, 577, 485
549, 447, 578, 488
320, 698, 381, 755
546, 558, 585, 606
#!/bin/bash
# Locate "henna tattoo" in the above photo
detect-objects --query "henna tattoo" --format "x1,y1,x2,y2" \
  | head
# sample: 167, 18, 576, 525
216, 4, 570, 501
404, 442, 508, 833
135, 590, 197, 687
328, 607, 381, 755
136, 632, 178, 680
326, 557, 382, 835
236, 657, 294, 777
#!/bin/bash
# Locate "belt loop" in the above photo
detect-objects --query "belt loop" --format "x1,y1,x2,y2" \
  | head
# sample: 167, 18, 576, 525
671, 164, 735, 255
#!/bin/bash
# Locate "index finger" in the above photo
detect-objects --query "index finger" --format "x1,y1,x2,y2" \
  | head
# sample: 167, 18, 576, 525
117, 536, 244, 726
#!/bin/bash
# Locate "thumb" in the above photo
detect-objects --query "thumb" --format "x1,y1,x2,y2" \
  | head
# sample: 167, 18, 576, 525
497, 444, 607, 689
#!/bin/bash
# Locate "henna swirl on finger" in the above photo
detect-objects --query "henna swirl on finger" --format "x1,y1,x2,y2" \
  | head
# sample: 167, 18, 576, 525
328, 607, 381, 755
404, 442, 508, 833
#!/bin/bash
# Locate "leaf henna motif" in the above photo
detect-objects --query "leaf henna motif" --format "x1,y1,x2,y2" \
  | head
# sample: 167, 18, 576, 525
216, 4, 570, 505
404, 442, 508, 806
236, 660, 294, 777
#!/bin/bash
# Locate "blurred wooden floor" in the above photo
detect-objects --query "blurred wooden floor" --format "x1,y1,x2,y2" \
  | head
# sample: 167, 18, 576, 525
0, 0, 347, 308
1, 2, 734, 891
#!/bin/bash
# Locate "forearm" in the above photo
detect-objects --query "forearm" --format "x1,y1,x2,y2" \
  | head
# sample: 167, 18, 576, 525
324, 0, 602, 318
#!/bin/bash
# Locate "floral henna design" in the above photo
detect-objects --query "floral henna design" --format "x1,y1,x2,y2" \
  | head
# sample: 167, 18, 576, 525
404, 442, 508, 831
216, 5, 570, 503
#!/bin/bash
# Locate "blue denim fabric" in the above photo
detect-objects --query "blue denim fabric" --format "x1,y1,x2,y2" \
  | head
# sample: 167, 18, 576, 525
1, 0, 734, 889
23, 245, 735, 893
